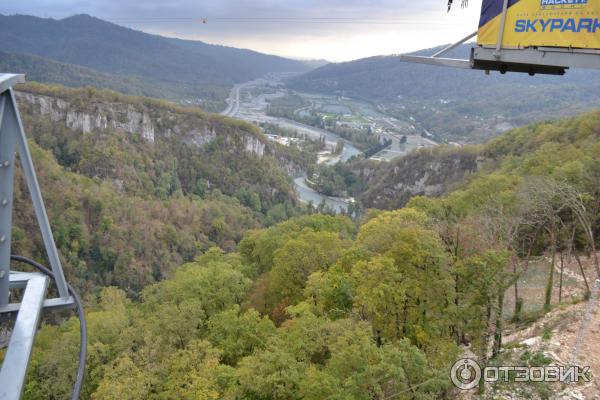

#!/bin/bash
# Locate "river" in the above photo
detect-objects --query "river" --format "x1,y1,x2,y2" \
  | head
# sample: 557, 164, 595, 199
294, 177, 353, 214
268, 118, 359, 212
267, 119, 360, 212
222, 76, 362, 213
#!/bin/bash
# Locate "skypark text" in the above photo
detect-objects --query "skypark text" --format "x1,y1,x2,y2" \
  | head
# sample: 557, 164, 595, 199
516, 18, 600, 33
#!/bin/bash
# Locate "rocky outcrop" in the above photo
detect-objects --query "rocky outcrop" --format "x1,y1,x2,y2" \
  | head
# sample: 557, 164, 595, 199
15, 91, 271, 159
358, 148, 481, 210
14, 88, 314, 196
17, 91, 156, 143
244, 136, 266, 158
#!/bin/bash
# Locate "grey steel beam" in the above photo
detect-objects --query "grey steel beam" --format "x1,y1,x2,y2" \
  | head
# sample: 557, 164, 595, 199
0, 94, 4, 131
473, 47, 600, 69
4, 273, 74, 310
6, 89, 69, 299
7, 272, 38, 290
495, 0, 510, 56
0, 296, 75, 314
0, 274, 48, 400
400, 31, 476, 70
0, 75, 24, 97
0, 74, 78, 400
399, 55, 472, 69
432, 31, 478, 58
0, 92, 16, 306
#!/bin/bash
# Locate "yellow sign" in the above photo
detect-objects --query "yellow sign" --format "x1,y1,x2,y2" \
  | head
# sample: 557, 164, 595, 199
478, 0, 600, 49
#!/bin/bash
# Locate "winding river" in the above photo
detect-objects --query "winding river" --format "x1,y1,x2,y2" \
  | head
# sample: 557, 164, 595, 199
222, 76, 362, 213
294, 177, 354, 214
278, 120, 360, 212
291, 128, 360, 213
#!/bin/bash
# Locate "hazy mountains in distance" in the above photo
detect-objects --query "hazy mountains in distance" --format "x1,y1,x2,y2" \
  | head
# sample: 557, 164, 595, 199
289, 45, 600, 142
289, 44, 600, 102
3, 13, 600, 140
0, 14, 312, 109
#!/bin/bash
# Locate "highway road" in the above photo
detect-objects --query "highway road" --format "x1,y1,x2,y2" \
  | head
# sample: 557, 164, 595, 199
218, 76, 362, 214
219, 78, 361, 163
220, 84, 242, 117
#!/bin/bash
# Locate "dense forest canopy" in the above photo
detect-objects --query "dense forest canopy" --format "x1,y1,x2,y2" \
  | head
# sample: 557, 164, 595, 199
12, 83, 311, 293
10, 84, 600, 398
0, 51, 232, 112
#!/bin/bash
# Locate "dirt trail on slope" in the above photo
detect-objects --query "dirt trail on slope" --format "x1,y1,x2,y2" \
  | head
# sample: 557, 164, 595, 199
458, 253, 600, 399
500, 252, 600, 399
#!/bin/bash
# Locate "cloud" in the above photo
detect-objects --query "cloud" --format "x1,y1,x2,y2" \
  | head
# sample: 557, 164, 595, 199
1, 0, 483, 61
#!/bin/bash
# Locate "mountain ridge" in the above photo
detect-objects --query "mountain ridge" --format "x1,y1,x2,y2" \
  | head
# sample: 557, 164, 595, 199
0, 14, 311, 108
289, 44, 600, 142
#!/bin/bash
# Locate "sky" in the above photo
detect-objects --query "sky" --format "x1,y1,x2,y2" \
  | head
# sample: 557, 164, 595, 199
1, 0, 483, 62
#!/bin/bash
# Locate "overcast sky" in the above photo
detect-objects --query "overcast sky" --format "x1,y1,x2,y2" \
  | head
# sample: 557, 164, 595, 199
1, 0, 483, 61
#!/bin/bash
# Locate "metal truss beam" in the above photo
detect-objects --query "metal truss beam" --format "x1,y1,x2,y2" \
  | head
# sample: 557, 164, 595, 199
0, 274, 48, 399
0, 73, 75, 400
0, 75, 69, 304
398, 55, 472, 69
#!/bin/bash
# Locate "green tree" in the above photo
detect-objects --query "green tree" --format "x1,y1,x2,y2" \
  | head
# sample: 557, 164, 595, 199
268, 231, 346, 310
207, 305, 276, 366
356, 208, 429, 254
353, 225, 456, 365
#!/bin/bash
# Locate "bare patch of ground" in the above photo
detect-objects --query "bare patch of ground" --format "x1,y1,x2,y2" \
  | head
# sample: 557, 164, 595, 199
457, 253, 600, 399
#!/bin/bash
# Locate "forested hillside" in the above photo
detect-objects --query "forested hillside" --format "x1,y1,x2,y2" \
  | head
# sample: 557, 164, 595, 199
341, 147, 481, 210
347, 108, 600, 211
19, 92, 600, 399
0, 14, 311, 109
289, 45, 600, 142
13, 83, 307, 293
0, 51, 230, 109
0, 51, 148, 95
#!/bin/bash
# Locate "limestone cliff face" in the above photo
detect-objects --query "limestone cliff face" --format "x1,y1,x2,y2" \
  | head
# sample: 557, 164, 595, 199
357, 148, 482, 210
15, 91, 267, 158
17, 91, 157, 143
